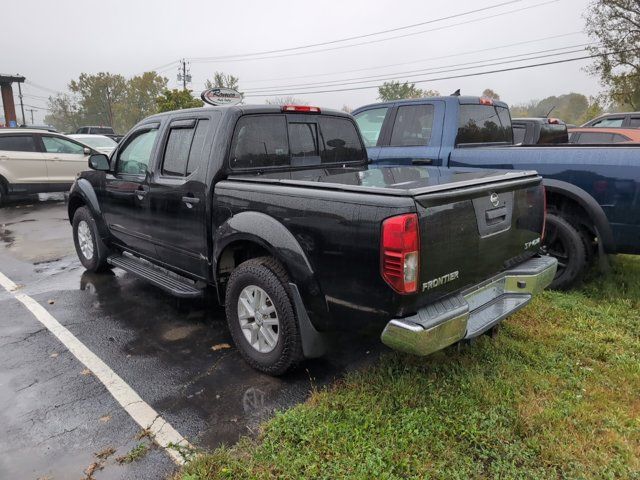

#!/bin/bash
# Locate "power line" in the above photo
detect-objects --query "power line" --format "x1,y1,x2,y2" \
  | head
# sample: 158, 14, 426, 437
243, 49, 636, 97
242, 43, 596, 93
189, 0, 522, 61
239, 31, 584, 85
190, 0, 559, 63
25, 80, 62, 95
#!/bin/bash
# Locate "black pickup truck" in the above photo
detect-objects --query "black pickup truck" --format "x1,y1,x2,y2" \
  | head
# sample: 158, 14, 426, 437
67, 105, 556, 375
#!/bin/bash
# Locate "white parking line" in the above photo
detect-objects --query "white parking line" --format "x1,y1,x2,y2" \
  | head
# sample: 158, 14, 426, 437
0, 271, 192, 465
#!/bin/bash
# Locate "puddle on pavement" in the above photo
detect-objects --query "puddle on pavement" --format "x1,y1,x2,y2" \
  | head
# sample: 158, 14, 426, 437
0, 227, 15, 246
75, 269, 384, 450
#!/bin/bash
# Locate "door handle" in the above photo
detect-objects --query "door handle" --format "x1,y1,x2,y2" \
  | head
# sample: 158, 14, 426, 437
135, 187, 148, 200
182, 195, 200, 208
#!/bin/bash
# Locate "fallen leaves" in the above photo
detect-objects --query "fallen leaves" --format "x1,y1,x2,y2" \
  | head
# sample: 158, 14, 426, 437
211, 343, 231, 351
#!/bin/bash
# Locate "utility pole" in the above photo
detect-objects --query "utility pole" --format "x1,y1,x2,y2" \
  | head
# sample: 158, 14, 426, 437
16, 81, 26, 125
26, 108, 36, 125
177, 59, 191, 91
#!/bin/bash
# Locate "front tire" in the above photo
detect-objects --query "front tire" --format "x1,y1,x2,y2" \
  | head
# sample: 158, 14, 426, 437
72, 206, 110, 272
543, 213, 587, 290
225, 257, 303, 376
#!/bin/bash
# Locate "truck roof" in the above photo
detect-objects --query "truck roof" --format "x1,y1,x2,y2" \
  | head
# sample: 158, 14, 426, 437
144, 104, 352, 122
353, 95, 509, 113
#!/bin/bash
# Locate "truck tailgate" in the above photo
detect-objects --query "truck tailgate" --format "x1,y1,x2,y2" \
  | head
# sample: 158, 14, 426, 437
414, 172, 545, 302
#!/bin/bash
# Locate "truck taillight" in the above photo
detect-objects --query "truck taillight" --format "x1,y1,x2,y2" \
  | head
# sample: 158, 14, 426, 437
479, 97, 494, 106
381, 213, 420, 294
281, 105, 321, 113
541, 186, 547, 241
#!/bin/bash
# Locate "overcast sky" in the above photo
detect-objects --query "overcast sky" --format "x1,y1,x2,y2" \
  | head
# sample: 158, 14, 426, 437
3, 0, 597, 124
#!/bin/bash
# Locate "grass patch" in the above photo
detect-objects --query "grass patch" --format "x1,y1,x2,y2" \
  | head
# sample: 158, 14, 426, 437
177, 256, 640, 479
116, 443, 149, 464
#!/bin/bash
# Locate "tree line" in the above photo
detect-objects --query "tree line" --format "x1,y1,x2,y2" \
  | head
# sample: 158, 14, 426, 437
44, 72, 240, 133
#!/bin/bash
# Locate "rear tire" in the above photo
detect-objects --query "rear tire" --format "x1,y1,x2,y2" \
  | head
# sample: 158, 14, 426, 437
72, 206, 110, 272
543, 213, 587, 290
225, 257, 303, 376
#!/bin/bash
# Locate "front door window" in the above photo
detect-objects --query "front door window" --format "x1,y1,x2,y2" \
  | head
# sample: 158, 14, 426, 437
116, 129, 159, 175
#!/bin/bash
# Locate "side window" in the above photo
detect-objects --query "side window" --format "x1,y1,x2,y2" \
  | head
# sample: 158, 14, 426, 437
389, 104, 434, 147
116, 129, 159, 175
354, 107, 388, 147
42, 136, 85, 154
576, 132, 613, 144
612, 134, 630, 143
592, 117, 624, 128
318, 117, 366, 163
0, 135, 37, 152
629, 117, 640, 128
229, 115, 289, 169
186, 120, 209, 175
161, 119, 210, 177
162, 125, 195, 176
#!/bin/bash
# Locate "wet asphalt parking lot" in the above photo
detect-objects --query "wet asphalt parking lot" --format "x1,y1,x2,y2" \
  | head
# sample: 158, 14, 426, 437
0, 194, 383, 479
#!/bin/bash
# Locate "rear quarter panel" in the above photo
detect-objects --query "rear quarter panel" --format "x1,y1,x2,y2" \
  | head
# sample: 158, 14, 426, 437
213, 181, 417, 330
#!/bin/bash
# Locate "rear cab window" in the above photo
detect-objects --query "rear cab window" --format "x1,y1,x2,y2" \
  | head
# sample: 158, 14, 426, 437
229, 114, 366, 170
456, 103, 513, 146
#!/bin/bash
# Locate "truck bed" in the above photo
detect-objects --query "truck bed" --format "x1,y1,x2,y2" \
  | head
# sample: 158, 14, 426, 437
228, 166, 539, 197
219, 165, 545, 325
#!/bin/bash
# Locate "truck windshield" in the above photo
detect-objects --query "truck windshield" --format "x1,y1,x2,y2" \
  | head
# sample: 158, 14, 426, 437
456, 105, 513, 145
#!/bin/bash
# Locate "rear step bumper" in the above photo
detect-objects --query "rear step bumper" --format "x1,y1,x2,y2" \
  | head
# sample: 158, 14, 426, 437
380, 255, 557, 356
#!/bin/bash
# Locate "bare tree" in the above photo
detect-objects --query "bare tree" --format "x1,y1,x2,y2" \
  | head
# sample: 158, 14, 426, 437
265, 96, 309, 105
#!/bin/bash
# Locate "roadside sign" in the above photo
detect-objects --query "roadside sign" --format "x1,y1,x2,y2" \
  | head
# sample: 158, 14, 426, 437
201, 88, 243, 106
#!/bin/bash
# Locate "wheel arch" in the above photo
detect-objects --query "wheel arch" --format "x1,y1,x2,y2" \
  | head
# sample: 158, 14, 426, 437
543, 178, 616, 253
212, 211, 329, 330
67, 178, 109, 238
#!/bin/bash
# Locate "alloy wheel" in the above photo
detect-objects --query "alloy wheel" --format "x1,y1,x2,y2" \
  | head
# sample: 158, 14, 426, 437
237, 285, 279, 353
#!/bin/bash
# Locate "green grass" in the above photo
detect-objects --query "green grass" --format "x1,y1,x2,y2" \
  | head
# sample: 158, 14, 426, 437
117, 443, 149, 464
177, 256, 640, 479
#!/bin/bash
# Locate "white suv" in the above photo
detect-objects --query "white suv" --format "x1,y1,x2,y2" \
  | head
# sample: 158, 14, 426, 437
0, 129, 93, 205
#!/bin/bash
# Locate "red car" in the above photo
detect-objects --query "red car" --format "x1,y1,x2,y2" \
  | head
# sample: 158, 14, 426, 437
568, 127, 640, 144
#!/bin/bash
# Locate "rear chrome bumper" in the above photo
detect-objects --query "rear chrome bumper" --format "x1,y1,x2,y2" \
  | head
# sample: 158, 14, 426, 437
380, 255, 557, 356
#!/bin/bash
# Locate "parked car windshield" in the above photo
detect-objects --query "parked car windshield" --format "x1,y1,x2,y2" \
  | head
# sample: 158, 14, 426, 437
74, 136, 117, 148
92, 127, 115, 135
456, 104, 513, 145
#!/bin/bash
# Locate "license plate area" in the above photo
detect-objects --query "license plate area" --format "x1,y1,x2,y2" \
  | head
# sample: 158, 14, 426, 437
464, 277, 506, 312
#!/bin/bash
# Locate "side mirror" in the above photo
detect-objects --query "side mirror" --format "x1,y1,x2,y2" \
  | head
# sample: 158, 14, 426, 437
83, 146, 92, 155
88, 153, 110, 172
